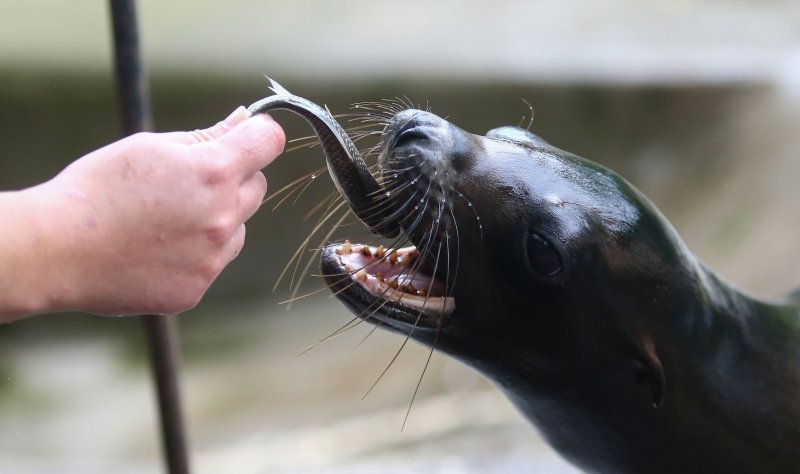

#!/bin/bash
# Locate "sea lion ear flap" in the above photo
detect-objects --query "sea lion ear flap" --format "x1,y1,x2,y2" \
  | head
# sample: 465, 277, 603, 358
635, 338, 665, 409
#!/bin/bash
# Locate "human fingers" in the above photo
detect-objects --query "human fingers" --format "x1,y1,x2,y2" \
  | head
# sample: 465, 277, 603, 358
212, 113, 286, 180
237, 171, 268, 222
154, 106, 251, 145
190, 106, 252, 142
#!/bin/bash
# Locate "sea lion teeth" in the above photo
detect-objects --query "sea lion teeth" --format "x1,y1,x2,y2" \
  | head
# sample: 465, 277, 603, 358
360, 246, 372, 257
342, 241, 351, 254
355, 269, 367, 281
375, 245, 385, 258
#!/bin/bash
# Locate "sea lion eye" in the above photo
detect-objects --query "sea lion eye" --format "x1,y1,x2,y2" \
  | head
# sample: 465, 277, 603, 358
525, 230, 563, 276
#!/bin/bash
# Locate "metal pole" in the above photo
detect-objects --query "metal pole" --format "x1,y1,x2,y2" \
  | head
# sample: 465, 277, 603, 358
108, 1, 190, 473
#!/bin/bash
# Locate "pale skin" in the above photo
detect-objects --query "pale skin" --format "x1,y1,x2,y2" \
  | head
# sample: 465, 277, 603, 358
0, 106, 285, 323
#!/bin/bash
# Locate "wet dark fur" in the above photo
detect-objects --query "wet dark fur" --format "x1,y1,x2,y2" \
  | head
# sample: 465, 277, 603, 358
314, 106, 800, 474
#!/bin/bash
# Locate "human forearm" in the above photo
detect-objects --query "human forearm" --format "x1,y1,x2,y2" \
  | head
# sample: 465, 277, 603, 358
0, 186, 66, 321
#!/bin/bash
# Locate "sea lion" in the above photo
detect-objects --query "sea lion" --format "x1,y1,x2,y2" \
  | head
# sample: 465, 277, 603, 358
246, 83, 799, 473
317, 109, 800, 473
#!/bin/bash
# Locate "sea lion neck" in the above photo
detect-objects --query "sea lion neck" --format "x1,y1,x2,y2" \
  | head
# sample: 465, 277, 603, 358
685, 262, 800, 351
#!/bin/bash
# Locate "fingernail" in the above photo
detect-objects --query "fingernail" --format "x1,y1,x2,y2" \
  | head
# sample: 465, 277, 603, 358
223, 106, 249, 127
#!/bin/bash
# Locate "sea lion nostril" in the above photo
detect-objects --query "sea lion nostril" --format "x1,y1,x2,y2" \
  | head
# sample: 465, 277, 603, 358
394, 127, 430, 148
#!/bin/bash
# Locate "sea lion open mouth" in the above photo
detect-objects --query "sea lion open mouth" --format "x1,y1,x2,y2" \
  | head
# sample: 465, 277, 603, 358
319, 109, 473, 338
322, 243, 454, 332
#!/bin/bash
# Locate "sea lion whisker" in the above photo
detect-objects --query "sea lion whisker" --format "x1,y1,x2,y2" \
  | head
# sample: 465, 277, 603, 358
515, 98, 536, 131
444, 212, 461, 297
398, 95, 416, 111
395, 206, 443, 300
355, 178, 417, 219
347, 131, 383, 147
361, 335, 410, 401
400, 197, 432, 242
351, 99, 399, 109
313, 272, 412, 354
364, 178, 413, 199
347, 323, 382, 356
401, 325, 439, 432
345, 190, 414, 237
341, 111, 392, 122
262, 166, 327, 208
453, 188, 483, 239
324, 320, 386, 371
295, 315, 363, 357
345, 130, 383, 140
333, 112, 385, 123
377, 99, 409, 113
278, 284, 336, 306
285, 140, 322, 154
290, 169, 328, 209
274, 199, 348, 293
301, 191, 340, 222
288, 206, 354, 305
383, 97, 408, 109
271, 176, 319, 213
380, 163, 421, 175
401, 177, 436, 238
361, 243, 443, 402
286, 133, 319, 145
348, 112, 393, 124
350, 116, 390, 127
352, 102, 402, 117
359, 144, 384, 160
322, 257, 415, 336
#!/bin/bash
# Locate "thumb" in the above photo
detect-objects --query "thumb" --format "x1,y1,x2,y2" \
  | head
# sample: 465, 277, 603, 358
192, 106, 252, 142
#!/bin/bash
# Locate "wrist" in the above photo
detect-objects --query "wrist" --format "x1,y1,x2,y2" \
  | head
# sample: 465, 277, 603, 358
0, 182, 93, 321
0, 187, 54, 320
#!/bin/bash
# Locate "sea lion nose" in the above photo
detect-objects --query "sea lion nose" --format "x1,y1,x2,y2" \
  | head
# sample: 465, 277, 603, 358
386, 110, 448, 147
382, 109, 477, 175
391, 109, 444, 128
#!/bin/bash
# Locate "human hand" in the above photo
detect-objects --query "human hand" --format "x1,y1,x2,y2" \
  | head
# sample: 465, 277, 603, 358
1, 107, 284, 319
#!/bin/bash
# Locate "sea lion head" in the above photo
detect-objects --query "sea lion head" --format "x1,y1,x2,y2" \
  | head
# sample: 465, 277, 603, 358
319, 108, 800, 473
321, 109, 702, 411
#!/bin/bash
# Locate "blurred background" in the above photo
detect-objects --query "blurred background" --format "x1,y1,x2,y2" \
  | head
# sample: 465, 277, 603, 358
1, 1, 799, 472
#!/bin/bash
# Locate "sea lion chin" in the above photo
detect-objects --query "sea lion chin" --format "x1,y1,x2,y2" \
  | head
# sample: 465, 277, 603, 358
320, 109, 800, 474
